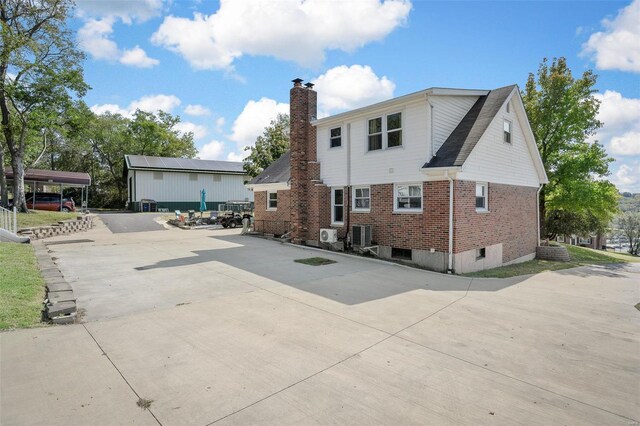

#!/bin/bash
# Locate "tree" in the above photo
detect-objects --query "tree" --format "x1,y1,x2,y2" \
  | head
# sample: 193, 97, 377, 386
522, 57, 618, 237
0, 0, 88, 212
243, 113, 289, 177
618, 213, 640, 256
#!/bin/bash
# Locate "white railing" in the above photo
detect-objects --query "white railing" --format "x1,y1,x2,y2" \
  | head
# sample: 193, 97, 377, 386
0, 206, 17, 234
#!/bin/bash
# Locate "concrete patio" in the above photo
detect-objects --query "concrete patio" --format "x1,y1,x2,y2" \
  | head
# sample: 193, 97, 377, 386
1, 216, 638, 425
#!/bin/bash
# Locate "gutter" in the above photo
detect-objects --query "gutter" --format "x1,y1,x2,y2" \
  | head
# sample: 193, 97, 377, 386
446, 171, 454, 273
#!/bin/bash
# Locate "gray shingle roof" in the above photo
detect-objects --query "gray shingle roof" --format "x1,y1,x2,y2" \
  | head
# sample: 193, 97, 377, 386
249, 151, 291, 185
125, 155, 244, 174
423, 85, 516, 169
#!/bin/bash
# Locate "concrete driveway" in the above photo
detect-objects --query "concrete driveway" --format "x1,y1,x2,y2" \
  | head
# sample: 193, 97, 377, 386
1, 216, 639, 425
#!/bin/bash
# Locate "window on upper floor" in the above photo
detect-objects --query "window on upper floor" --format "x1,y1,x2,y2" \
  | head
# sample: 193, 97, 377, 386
267, 191, 278, 210
368, 117, 382, 151
332, 188, 344, 224
353, 186, 370, 211
476, 182, 488, 212
394, 183, 422, 212
330, 127, 342, 148
504, 120, 512, 143
368, 112, 403, 152
387, 112, 402, 148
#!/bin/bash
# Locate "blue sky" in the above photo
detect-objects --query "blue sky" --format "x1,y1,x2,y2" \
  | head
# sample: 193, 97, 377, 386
71, 0, 640, 191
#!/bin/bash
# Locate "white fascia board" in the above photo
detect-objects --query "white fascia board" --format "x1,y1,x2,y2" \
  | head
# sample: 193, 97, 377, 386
420, 166, 461, 180
428, 88, 490, 97
245, 182, 290, 192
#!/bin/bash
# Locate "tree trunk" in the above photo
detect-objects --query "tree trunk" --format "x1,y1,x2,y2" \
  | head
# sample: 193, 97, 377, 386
0, 144, 8, 207
11, 153, 28, 212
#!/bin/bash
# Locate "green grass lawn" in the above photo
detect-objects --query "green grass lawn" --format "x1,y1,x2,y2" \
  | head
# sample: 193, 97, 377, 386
17, 210, 77, 229
0, 243, 45, 330
464, 244, 639, 278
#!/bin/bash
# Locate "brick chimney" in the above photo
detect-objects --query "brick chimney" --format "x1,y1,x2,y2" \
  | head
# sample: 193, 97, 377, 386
289, 78, 317, 243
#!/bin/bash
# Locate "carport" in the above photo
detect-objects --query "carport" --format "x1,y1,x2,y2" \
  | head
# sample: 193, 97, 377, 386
4, 168, 91, 210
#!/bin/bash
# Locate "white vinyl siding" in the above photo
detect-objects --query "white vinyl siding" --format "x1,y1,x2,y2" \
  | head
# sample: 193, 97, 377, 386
132, 171, 253, 203
317, 100, 428, 187
430, 95, 478, 154
457, 99, 541, 187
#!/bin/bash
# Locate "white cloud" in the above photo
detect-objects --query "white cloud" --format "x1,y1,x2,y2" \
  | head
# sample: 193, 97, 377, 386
198, 140, 226, 160
610, 132, 640, 156
215, 117, 225, 132
184, 104, 211, 116
76, 0, 163, 24
226, 151, 247, 162
78, 18, 120, 61
612, 162, 640, 191
175, 121, 208, 140
312, 65, 396, 116
76, 1, 161, 68
151, 0, 412, 70
120, 46, 160, 68
229, 97, 289, 148
592, 90, 640, 192
91, 94, 181, 117
581, 0, 640, 73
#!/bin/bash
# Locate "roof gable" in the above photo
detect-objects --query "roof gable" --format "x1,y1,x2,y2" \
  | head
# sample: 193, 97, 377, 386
423, 85, 516, 168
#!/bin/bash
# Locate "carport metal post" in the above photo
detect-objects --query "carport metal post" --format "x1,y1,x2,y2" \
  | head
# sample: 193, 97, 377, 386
60, 183, 63, 211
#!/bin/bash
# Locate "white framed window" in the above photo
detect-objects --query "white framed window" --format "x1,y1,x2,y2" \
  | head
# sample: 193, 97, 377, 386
506, 101, 510, 113
330, 127, 342, 148
331, 188, 344, 224
267, 191, 278, 210
394, 183, 422, 212
367, 112, 403, 152
353, 186, 370, 212
387, 112, 402, 148
368, 117, 382, 151
579, 237, 592, 244
503, 120, 512, 143
475, 182, 488, 212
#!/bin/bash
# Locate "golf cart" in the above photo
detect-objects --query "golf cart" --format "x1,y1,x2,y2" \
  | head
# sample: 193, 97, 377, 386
216, 201, 253, 228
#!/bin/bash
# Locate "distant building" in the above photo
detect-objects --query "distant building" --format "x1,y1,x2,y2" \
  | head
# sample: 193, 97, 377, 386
124, 155, 253, 212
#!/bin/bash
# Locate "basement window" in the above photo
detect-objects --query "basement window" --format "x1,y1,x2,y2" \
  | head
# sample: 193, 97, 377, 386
476, 248, 486, 260
392, 247, 412, 260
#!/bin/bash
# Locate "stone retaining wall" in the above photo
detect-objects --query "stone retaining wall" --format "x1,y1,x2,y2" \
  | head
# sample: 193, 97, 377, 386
18, 215, 94, 240
536, 245, 570, 262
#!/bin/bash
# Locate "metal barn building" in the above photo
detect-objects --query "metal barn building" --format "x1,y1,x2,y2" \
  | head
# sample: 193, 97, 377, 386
124, 155, 253, 212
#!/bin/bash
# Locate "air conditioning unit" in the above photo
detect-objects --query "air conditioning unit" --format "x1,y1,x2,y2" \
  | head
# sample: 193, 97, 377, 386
352, 225, 372, 247
319, 228, 338, 243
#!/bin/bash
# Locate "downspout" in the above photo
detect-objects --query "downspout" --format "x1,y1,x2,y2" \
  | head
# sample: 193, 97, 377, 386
446, 171, 454, 273
345, 122, 352, 247
536, 184, 543, 245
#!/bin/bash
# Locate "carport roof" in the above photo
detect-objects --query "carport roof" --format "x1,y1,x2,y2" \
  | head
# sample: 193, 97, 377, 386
4, 168, 91, 186
125, 155, 244, 174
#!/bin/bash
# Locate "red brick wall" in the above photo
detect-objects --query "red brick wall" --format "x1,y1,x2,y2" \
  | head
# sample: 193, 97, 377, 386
289, 82, 317, 243
325, 182, 450, 252
253, 189, 291, 236
453, 181, 537, 263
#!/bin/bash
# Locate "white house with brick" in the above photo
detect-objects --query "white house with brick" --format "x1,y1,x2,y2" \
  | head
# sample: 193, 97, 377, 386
247, 79, 548, 273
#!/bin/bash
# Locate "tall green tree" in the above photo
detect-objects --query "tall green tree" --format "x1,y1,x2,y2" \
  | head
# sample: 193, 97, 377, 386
243, 113, 289, 177
0, 0, 88, 212
522, 57, 618, 237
